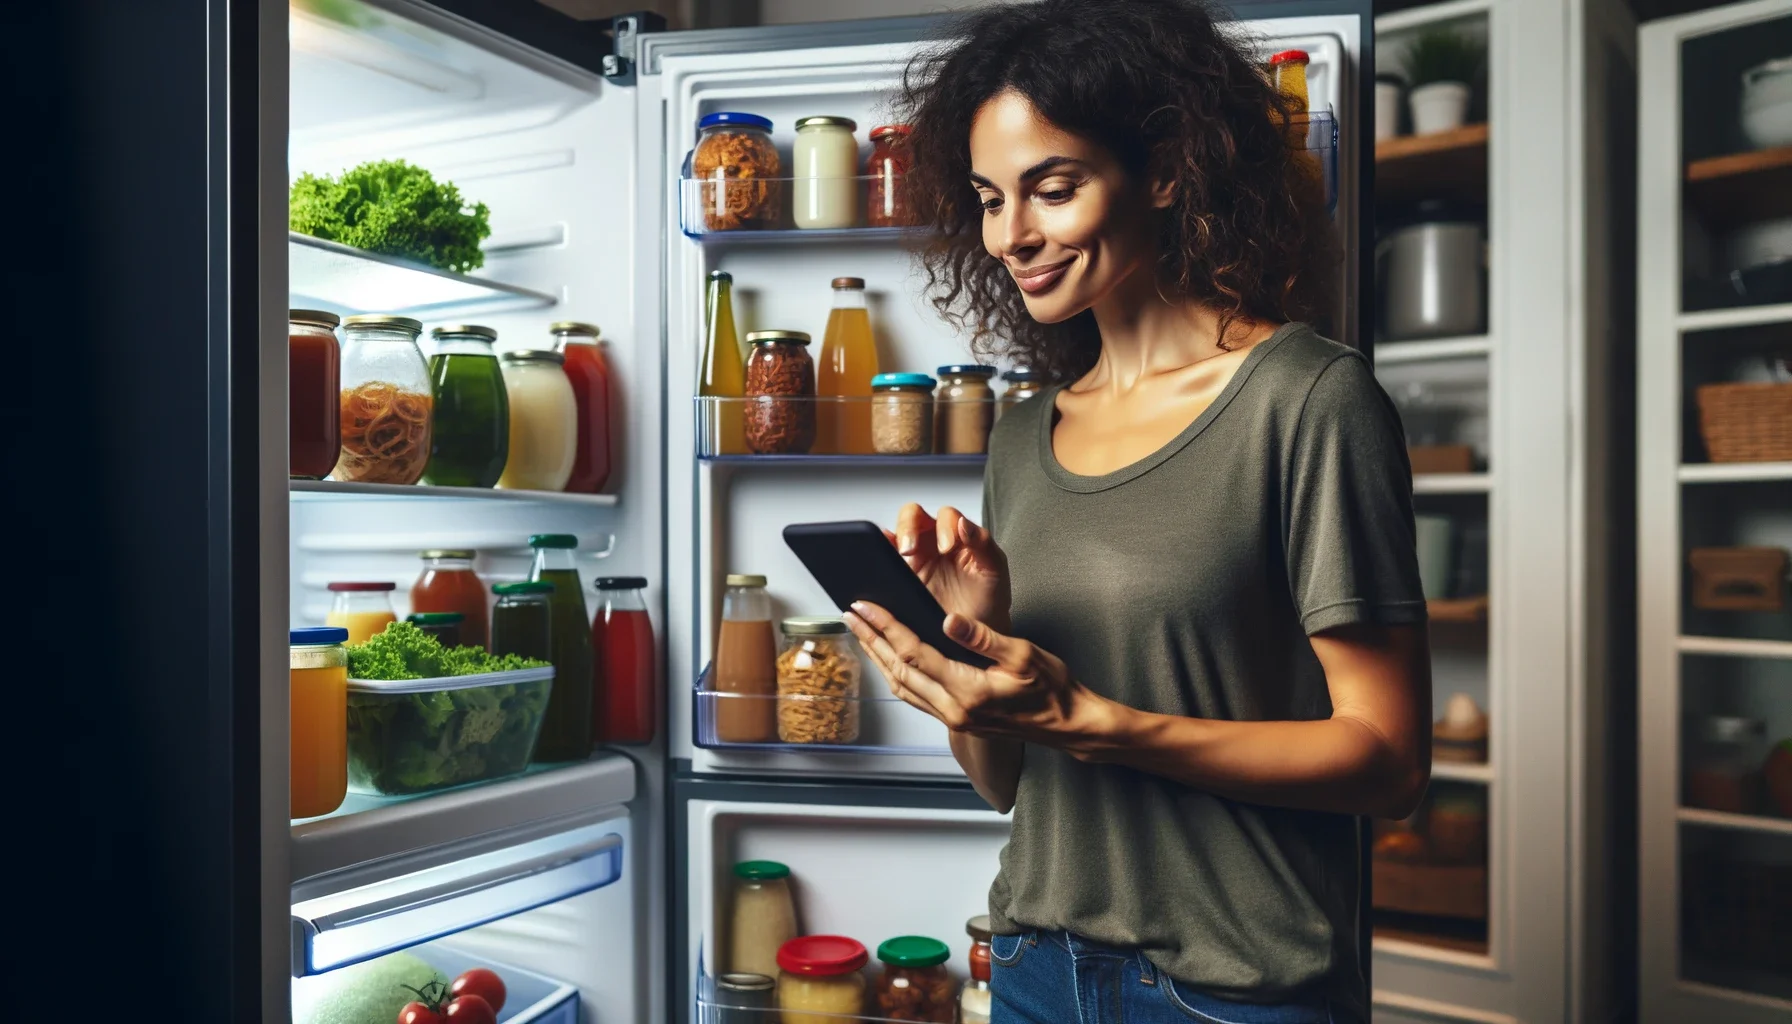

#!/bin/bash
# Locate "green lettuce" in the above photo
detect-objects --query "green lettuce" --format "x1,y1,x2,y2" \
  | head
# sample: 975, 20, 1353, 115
290, 159, 491, 273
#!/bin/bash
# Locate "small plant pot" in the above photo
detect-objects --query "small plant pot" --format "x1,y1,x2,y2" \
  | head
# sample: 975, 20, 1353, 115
1375, 80, 1404, 140
1409, 81, 1470, 135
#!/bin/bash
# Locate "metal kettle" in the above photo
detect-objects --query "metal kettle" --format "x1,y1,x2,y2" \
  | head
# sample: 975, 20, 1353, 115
1376, 201, 1487, 341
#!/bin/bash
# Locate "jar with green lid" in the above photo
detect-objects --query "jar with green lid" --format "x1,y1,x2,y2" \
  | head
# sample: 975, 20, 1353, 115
870, 373, 936, 455
777, 617, 861, 745
423, 324, 509, 488
729, 859, 798, 982
405, 611, 464, 648
935, 364, 997, 454
335, 314, 433, 484
998, 367, 1042, 419
874, 936, 954, 1022
491, 580, 555, 665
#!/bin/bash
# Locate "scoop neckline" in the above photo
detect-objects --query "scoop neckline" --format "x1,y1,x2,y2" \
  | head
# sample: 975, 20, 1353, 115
1037, 322, 1300, 493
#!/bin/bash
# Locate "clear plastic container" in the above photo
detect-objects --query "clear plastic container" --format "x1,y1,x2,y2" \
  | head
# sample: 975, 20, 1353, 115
334, 314, 433, 485
874, 936, 954, 1022
777, 617, 861, 745
290, 626, 349, 819
344, 665, 555, 796
777, 935, 868, 1024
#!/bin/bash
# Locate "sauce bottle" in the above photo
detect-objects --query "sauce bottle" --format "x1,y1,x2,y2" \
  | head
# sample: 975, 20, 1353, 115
701, 271, 747, 455
592, 576, 656, 744
528, 534, 594, 761
712, 574, 777, 743
553, 321, 613, 494
816, 277, 879, 454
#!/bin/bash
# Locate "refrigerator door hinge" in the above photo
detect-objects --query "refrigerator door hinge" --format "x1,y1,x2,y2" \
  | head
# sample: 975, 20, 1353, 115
603, 11, 667, 84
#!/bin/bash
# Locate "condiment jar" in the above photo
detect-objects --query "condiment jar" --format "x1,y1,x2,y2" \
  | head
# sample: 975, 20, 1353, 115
777, 617, 861, 745
1686, 715, 1767, 814
334, 315, 432, 485
776, 935, 868, 1024
325, 581, 398, 645
289, 309, 341, 480
713, 973, 776, 1024
866, 125, 914, 227
744, 331, 816, 455
729, 860, 798, 982
289, 626, 349, 819
422, 323, 509, 488
874, 936, 955, 1023
935, 364, 997, 455
960, 916, 993, 1024
497, 349, 578, 492
870, 373, 936, 455
793, 115, 859, 229
692, 112, 781, 231
998, 367, 1041, 419
1269, 49, 1311, 114
405, 611, 464, 648
552, 321, 613, 494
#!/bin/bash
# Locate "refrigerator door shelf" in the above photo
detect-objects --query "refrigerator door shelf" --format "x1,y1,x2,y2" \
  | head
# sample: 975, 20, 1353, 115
292, 941, 580, 1023
288, 231, 559, 319
695, 396, 999, 464
692, 669, 951, 756
291, 478, 620, 507
292, 821, 624, 976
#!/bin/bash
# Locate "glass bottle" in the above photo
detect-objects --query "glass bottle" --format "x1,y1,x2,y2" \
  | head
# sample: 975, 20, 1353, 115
334, 315, 433, 485
960, 916, 993, 1024
553, 321, 613, 494
865, 125, 913, 228
410, 549, 488, 651
497, 350, 578, 492
713, 574, 777, 743
729, 860, 799, 980
289, 309, 341, 480
528, 534, 594, 761
491, 581, 555, 664
325, 581, 398, 645
816, 277, 879, 455
289, 626, 349, 819
423, 324, 510, 488
744, 331, 816, 455
701, 270, 748, 456
591, 576, 656, 744
792, 115, 859, 229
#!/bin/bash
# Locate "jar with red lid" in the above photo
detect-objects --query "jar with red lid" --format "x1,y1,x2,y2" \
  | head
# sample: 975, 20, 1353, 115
776, 935, 867, 1024
866, 124, 914, 227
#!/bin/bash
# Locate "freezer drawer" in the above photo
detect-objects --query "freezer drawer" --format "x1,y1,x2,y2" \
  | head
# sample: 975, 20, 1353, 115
293, 941, 581, 1024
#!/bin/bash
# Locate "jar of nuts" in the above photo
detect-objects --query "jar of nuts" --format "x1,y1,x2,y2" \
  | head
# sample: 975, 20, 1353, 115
744, 330, 816, 454
870, 373, 936, 455
775, 617, 860, 744
935, 364, 997, 454
692, 112, 781, 231
874, 936, 956, 1023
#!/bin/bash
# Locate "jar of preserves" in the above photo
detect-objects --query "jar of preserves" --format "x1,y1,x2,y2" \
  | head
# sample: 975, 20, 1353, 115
1268, 49, 1311, 114
693, 112, 781, 232
729, 860, 799, 981
491, 581, 555, 664
325, 581, 398, 645
497, 349, 578, 492
793, 115, 858, 229
713, 574, 777, 743
998, 367, 1042, 419
960, 916, 993, 1024
405, 611, 463, 648
289, 309, 341, 479
777, 935, 868, 1024
935, 364, 997, 455
874, 936, 954, 1023
334, 314, 433, 484
1686, 715, 1767, 814
552, 321, 613, 494
866, 124, 914, 227
871, 373, 936, 455
411, 549, 488, 650
289, 626, 349, 819
744, 331, 816, 455
776, 617, 861, 745
424, 324, 510, 488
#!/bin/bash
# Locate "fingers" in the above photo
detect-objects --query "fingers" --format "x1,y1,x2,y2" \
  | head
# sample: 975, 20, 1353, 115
895, 503, 937, 559
936, 506, 962, 556
845, 603, 972, 727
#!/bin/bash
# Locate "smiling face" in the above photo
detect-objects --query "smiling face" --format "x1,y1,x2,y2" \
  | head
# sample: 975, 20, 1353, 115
968, 90, 1171, 324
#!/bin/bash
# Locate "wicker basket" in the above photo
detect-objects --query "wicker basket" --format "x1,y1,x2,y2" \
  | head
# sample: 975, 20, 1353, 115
1696, 382, 1792, 462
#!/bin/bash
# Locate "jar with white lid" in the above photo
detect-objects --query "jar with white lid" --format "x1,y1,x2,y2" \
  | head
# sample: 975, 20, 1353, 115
793, 115, 859, 229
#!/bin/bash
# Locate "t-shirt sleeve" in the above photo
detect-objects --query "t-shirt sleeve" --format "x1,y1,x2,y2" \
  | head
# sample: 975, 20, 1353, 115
1284, 353, 1428, 635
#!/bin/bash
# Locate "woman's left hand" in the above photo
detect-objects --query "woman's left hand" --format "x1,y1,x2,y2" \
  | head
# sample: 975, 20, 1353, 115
843, 600, 1116, 754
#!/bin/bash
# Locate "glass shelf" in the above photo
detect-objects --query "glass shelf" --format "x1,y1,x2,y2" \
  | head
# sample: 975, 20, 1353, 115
288, 231, 557, 318
695, 395, 999, 460
692, 676, 951, 756
290, 479, 618, 506
701, 453, 986, 468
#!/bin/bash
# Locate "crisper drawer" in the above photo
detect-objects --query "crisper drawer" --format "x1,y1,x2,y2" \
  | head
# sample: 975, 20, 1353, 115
293, 941, 578, 1024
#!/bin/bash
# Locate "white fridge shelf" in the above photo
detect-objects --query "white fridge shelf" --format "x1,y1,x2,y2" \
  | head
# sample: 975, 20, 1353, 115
290, 479, 619, 507
288, 232, 558, 318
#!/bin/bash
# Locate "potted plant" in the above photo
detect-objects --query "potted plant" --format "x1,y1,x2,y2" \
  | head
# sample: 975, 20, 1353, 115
1401, 28, 1485, 135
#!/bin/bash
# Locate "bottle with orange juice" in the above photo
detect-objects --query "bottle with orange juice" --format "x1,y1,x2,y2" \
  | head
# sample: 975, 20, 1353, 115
325, 581, 398, 644
290, 627, 348, 818
816, 276, 880, 454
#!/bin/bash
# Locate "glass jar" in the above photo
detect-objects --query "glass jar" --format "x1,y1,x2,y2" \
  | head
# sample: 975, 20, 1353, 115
334, 314, 432, 484
591, 576, 656, 744
325, 581, 397, 645
998, 367, 1041, 419
713, 973, 776, 1024
289, 309, 341, 480
935, 364, 997, 455
694, 112, 781, 231
793, 115, 859, 229
497, 349, 579, 492
866, 124, 914, 228
744, 331, 816, 455
289, 626, 349, 819
714, 574, 778, 743
871, 373, 936, 455
960, 916, 993, 1024
874, 936, 954, 1023
776, 617, 861, 745
411, 549, 488, 651
491, 581, 555, 664
405, 611, 463, 648
777, 935, 868, 1024
816, 277, 879, 455
528, 534, 594, 762
1686, 715, 1768, 814
730, 860, 799, 981
423, 324, 509, 488
552, 321, 613, 494
1268, 49, 1311, 114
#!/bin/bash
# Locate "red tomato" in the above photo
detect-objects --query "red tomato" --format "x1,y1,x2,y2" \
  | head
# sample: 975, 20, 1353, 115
444, 994, 497, 1024
451, 968, 507, 1013
398, 1002, 446, 1024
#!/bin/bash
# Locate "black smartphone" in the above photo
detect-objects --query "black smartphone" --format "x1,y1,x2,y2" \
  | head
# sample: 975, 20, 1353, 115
782, 520, 995, 669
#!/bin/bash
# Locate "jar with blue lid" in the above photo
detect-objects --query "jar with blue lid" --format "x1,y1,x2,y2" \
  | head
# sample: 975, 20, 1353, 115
692, 111, 781, 231
870, 372, 936, 454
936, 364, 998, 455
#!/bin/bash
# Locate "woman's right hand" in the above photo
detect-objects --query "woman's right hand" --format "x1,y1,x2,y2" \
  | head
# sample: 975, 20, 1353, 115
889, 504, 1012, 633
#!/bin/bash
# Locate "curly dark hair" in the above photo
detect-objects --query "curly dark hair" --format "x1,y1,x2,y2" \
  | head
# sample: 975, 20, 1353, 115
899, 0, 1337, 382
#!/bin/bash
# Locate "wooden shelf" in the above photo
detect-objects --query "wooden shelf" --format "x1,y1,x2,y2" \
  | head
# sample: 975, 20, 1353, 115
1432, 760, 1494, 784
1375, 123, 1488, 206
1685, 146, 1792, 229
1677, 807, 1792, 836
1373, 923, 1491, 959
1428, 595, 1489, 623
1372, 860, 1488, 920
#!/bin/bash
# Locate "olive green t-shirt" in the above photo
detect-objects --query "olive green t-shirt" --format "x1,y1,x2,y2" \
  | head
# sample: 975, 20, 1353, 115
982, 323, 1425, 1021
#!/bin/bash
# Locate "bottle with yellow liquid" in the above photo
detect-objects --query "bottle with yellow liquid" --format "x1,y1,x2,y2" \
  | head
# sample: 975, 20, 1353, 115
701, 270, 747, 455
816, 276, 879, 455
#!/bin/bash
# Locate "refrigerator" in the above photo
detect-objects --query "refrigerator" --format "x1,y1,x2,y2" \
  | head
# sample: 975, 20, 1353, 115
100, 0, 1369, 1019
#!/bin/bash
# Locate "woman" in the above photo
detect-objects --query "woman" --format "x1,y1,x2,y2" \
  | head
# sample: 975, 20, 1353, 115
841, 2, 1432, 1022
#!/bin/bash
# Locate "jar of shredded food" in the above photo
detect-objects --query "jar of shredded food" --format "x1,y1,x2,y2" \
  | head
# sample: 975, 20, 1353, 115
775, 617, 860, 744
693, 112, 781, 231
744, 330, 816, 455
874, 936, 955, 1023
334, 315, 433, 485
870, 373, 936, 455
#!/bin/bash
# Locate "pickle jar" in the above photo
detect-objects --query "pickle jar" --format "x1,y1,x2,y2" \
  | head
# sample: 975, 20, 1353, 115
743, 330, 816, 455
776, 617, 861, 746
870, 373, 936, 455
935, 364, 997, 455
874, 936, 955, 1023
776, 935, 868, 1024
998, 367, 1042, 419
335, 314, 433, 485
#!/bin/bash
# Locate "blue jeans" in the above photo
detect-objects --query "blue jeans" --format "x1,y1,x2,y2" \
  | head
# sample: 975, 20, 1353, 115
988, 930, 1334, 1024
